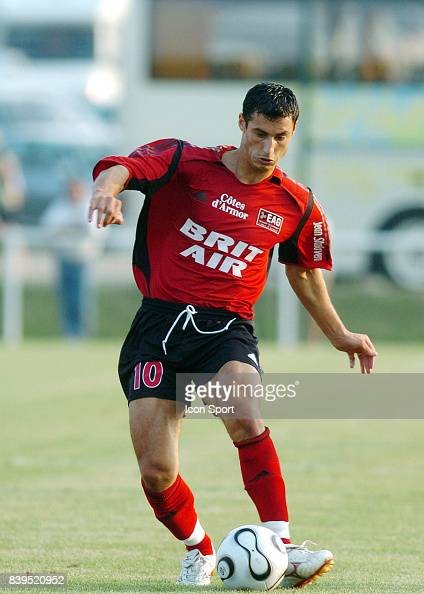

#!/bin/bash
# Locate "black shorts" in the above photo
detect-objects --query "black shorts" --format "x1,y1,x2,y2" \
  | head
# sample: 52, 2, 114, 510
118, 298, 260, 402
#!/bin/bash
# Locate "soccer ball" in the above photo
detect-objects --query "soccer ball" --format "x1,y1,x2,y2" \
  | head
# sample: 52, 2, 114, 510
216, 525, 288, 591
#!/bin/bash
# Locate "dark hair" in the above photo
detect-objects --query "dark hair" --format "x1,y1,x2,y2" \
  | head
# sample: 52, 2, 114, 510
242, 82, 299, 124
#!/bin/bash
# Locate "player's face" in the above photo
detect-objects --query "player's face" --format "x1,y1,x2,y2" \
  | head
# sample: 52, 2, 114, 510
238, 112, 296, 171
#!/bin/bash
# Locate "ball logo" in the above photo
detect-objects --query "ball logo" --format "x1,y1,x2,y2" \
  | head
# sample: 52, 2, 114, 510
256, 209, 283, 234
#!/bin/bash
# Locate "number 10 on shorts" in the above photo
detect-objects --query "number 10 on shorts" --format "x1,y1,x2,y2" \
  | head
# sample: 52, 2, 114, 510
134, 361, 163, 390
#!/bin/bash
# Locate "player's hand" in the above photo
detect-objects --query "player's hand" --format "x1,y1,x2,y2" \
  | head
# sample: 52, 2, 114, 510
88, 191, 124, 228
331, 331, 378, 374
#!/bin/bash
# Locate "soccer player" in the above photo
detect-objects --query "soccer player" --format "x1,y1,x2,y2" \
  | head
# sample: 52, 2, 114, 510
89, 83, 377, 588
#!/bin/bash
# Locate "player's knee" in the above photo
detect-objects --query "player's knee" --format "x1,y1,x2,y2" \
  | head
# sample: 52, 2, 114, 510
217, 360, 258, 379
227, 418, 265, 443
141, 459, 177, 492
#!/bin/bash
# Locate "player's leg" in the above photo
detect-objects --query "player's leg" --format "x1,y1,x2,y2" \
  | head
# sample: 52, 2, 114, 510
129, 396, 215, 585
119, 302, 218, 585
213, 361, 334, 589
212, 361, 291, 542
129, 396, 180, 490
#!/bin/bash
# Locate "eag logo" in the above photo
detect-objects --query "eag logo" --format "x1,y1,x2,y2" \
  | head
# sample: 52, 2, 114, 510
256, 208, 283, 234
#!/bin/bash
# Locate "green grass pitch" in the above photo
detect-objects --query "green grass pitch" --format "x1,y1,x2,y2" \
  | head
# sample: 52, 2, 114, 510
1, 341, 423, 593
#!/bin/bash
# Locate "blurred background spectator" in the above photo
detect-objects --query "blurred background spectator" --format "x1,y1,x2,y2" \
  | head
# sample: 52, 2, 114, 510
0, 132, 25, 226
41, 178, 100, 339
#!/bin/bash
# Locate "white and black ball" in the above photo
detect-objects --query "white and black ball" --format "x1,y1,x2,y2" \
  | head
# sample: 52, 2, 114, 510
217, 525, 288, 591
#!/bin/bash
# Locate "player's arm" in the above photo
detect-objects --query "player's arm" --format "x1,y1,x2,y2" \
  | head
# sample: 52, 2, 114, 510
285, 265, 377, 373
89, 138, 183, 228
89, 165, 128, 228
278, 190, 377, 373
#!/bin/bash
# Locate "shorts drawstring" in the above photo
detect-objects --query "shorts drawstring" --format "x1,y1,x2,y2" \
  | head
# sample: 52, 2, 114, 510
161, 304, 237, 355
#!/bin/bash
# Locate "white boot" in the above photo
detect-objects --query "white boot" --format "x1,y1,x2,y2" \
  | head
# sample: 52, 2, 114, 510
176, 546, 216, 586
282, 541, 334, 589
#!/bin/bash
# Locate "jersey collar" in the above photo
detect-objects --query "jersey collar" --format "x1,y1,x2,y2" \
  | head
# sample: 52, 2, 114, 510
219, 146, 286, 186
269, 166, 285, 185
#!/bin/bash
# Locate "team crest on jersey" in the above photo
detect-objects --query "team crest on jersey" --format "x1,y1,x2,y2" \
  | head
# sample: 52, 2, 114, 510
256, 208, 283, 234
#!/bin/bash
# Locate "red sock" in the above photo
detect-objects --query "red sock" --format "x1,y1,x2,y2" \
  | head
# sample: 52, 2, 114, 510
142, 474, 213, 554
234, 427, 291, 544
186, 533, 214, 556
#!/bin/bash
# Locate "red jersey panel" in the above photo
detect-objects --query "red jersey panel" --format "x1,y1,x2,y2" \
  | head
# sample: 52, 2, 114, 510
93, 139, 332, 319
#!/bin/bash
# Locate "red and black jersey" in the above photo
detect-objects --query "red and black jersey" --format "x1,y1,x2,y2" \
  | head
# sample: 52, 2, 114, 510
93, 139, 332, 319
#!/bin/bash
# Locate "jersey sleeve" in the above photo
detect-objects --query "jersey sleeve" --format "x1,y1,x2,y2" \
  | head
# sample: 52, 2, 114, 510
92, 138, 183, 194
278, 193, 333, 270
